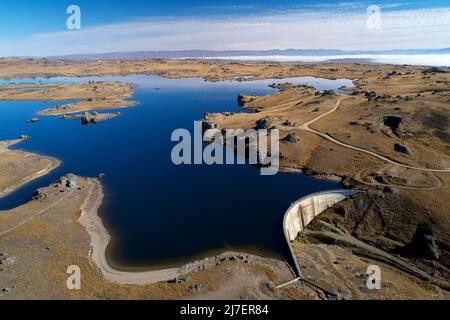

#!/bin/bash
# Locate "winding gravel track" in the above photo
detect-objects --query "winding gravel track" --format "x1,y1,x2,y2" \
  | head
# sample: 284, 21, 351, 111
284, 98, 450, 173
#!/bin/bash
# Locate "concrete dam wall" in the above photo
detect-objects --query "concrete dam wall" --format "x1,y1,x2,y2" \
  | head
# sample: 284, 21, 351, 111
282, 189, 360, 276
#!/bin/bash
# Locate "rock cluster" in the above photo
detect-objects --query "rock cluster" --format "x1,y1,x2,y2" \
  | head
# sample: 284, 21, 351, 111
364, 91, 378, 101
179, 253, 250, 275
422, 67, 447, 75
62, 111, 121, 125
81, 112, 101, 125
32, 188, 48, 201
0, 253, 16, 271
57, 174, 78, 188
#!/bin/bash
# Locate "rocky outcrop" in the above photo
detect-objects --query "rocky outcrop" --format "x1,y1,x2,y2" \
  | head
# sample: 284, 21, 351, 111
283, 120, 295, 126
32, 189, 47, 201
423, 234, 440, 260
81, 112, 99, 125
57, 174, 78, 188
283, 133, 300, 143
422, 67, 448, 75
0, 253, 16, 271
62, 111, 121, 125
237, 94, 257, 107
383, 115, 403, 136
190, 284, 203, 293
403, 225, 440, 261
26, 118, 39, 124
394, 143, 411, 155
254, 118, 272, 130
32, 174, 78, 201
364, 91, 378, 101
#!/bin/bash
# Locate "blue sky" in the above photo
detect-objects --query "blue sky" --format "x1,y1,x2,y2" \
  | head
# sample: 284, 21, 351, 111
1, 0, 450, 56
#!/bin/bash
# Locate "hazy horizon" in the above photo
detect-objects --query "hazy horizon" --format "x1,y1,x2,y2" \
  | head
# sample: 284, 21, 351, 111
2, 0, 450, 57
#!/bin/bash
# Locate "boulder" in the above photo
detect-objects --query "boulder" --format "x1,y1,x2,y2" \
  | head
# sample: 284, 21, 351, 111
282, 120, 295, 126
0, 253, 16, 271
424, 235, 440, 260
67, 179, 77, 188
364, 91, 377, 101
176, 277, 189, 284
321, 90, 335, 96
254, 118, 272, 130
373, 173, 385, 183
57, 174, 78, 188
383, 116, 403, 134
168, 277, 189, 284
26, 118, 40, 124
237, 94, 256, 106
190, 284, 203, 293
81, 112, 96, 125
97, 173, 106, 179
32, 189, 47, 201
394, 143, 411, 155
202, 121, 218, 132
283, 133, 300, 143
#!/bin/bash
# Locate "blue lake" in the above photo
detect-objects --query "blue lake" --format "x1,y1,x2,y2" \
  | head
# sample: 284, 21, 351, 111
0, 75, 352, 269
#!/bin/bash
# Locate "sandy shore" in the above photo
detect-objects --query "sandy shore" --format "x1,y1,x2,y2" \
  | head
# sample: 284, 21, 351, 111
78, 179, 181, 285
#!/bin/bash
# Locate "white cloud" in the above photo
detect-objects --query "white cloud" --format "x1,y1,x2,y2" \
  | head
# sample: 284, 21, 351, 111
2, 5, 450, 56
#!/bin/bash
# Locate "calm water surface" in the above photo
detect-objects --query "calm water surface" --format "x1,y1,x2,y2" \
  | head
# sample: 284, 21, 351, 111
0, 75, 352, 269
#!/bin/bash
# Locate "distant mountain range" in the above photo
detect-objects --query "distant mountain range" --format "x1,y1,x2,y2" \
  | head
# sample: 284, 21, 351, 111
47, 48, 450, 61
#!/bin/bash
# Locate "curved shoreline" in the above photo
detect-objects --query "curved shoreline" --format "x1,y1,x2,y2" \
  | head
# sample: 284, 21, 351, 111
79, 178, 293, 285
0, 139, 61, 200
79, 179, 181, 284
79, 179, 364, 287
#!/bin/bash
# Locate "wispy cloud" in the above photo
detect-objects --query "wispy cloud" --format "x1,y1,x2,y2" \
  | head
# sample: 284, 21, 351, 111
2, 3, 450, 56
